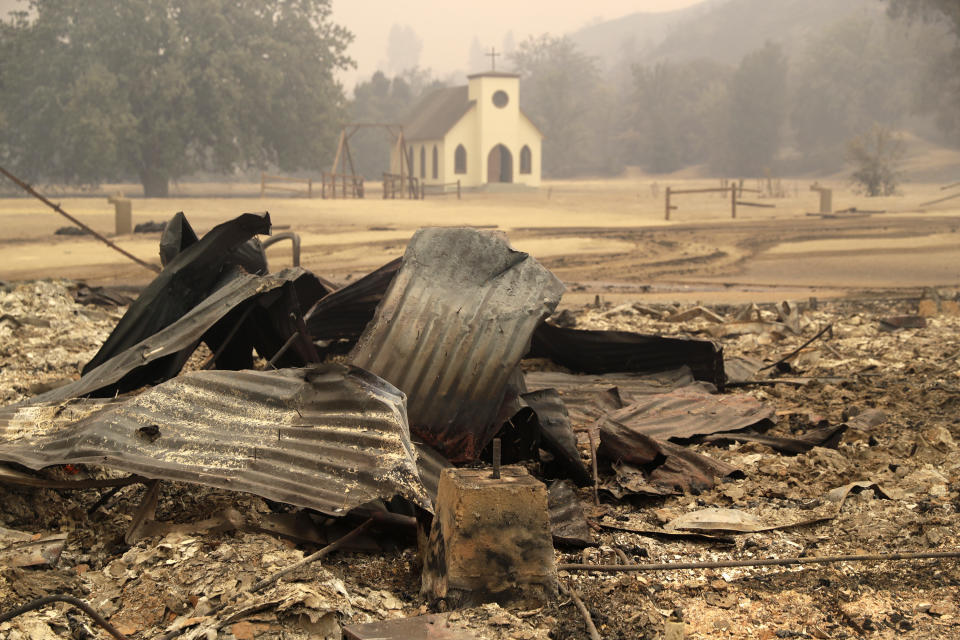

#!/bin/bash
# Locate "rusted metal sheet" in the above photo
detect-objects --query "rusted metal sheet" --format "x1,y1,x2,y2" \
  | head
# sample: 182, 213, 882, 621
524, 368, 697, 427
647, 439, 741, 493
350, 228, 564, 462
703, 425, 847, 455
524, 368, 704, 439
548, 480, 593, 547
529, 322, 725, 390
524, 368, 697, 398
599, 417, 741, 495
607, 386, 775, 442
0, 364, 431, 516
26, 268, 314, 404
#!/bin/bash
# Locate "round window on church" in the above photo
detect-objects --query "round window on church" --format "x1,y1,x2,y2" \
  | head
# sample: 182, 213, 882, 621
492, 90, 509, 108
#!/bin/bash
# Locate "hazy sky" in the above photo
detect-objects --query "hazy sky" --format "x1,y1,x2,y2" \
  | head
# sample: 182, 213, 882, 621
331, 0, 704, 89
0, 0, 705, 89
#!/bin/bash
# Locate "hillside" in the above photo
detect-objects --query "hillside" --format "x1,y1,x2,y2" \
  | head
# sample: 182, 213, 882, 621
569, 1, 720, 70
572, 0, 885, 68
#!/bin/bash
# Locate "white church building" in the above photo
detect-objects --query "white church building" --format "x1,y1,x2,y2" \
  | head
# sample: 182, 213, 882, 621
392, 71, 543, 188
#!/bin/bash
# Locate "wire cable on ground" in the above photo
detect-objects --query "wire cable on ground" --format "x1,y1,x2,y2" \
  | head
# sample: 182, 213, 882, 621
0, 165, 161, 274
559, 550, 960, 573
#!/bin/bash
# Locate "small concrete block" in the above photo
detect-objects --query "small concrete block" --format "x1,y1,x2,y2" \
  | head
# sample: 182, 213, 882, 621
421, 466, 558, 608
109, 197, 132, 235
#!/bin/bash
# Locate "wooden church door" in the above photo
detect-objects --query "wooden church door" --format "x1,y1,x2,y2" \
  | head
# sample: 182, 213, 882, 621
487, 144, 513, 183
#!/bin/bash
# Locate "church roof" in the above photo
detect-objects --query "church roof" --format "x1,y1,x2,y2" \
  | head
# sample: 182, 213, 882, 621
402, 86, 474, 142
466, 71, 520, 79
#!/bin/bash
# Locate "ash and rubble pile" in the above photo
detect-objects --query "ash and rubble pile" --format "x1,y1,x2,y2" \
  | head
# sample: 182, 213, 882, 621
0, 212, 958, 639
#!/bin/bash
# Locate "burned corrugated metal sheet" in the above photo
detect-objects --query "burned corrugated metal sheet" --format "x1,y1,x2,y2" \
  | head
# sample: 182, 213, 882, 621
524, 368, 697, 427
529, 322, 725, 390
205, 272, 328, 370
160, 210, 268, 275
480, 407, 540, 465
703, 425, 847, 455
548, 480, 593, 547
520, 390, 592, 487
608, 386, 775, 442
158, 211, 199, 266
414, 441, 452, 502
26, 268, 312, 404
647, 439, 741, 493
307, 258, 401, 343
350, 228, 564, 462
0, 365, 431, 516
83, 212, 272, 376
524, 368, 697, 398
599, 417, 740, 496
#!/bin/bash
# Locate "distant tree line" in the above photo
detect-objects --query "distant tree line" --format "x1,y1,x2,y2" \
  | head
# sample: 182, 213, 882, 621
0, 0, 353, 196
1, 0, 956, 194
349, 1, 955, 185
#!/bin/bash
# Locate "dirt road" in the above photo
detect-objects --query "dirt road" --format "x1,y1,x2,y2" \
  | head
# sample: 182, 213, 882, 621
0, 178, 958, 303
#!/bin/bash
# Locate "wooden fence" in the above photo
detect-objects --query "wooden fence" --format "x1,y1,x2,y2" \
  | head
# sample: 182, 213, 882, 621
382, 173, 422, 200
664, 181, 769, 220
421, 180, 461, 199
261, 173, 313, 198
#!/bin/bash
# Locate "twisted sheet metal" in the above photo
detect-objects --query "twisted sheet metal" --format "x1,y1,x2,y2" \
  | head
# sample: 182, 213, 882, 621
307, 258, 402, 344
608, 385, 775, 442
350, 228, 564, 462
0, 365, 431, 516
529, 322, 725, 390
25, 268, 312, 405
548, 479, 593, 547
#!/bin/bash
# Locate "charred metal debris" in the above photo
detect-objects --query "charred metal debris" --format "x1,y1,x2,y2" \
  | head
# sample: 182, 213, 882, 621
2, 212, 956, 638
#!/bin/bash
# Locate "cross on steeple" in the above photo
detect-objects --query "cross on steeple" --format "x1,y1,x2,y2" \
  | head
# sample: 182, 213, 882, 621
486, 46, 499, 71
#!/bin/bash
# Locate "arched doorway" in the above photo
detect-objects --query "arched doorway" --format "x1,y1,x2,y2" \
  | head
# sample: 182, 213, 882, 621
486, 144, 513, 183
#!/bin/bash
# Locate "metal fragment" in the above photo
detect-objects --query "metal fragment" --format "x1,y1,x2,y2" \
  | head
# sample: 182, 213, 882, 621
350, 228, 564, 461
25, 268, 316, 403
0, 364, 431, 516
529, 322, 725, 389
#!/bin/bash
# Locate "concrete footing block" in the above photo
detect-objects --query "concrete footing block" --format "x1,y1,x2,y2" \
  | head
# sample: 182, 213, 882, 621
421, 465, 558, 608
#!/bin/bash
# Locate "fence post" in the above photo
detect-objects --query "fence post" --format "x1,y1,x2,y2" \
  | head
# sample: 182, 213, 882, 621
457, 180, 461, 200
665, 186, 672, 221
731, 185, 737, 219
307, 178, 312, 199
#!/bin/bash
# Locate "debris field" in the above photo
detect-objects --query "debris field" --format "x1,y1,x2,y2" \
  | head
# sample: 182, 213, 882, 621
0, 212, 958, 640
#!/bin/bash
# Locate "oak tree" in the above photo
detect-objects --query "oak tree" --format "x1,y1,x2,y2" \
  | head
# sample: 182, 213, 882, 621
0, 0, 353, 196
